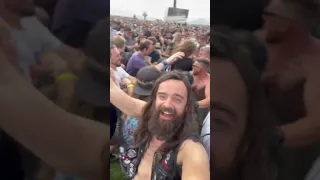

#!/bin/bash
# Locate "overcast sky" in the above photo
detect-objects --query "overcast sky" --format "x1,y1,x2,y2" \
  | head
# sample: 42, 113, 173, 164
110, 0, 210, 19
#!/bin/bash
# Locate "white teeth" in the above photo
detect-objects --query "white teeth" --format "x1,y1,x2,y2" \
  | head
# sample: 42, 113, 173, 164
163, 111, 173, 115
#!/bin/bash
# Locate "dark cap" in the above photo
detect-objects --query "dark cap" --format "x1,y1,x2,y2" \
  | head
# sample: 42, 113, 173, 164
134, 66, 161, 96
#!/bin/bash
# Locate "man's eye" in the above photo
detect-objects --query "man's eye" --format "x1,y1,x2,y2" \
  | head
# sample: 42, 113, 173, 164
173, 98, 182, 103
159, 95, 166, 100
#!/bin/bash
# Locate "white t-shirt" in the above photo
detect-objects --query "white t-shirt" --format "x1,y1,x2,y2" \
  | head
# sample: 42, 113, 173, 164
10, 16, 62, 81
201, 112, 210, 160
113, 67, 130, 87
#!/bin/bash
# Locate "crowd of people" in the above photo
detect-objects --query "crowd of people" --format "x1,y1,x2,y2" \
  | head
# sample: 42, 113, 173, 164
109, 15, 211, 179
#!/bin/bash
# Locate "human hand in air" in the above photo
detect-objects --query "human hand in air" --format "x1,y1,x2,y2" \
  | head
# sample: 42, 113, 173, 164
166, 51, 185, 65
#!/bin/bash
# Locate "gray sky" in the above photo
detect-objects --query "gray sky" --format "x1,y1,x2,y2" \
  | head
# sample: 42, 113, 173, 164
110, 0, 210, 20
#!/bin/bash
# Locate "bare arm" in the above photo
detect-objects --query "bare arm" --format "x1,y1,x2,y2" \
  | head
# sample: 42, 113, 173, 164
153, 52, 185, 71
280, 64, 320, 147
56, 44, 86, 72
0, 51, 108, 179
179, 140, 210, 180
197, 83, 210, 108
110, 76, 146, 118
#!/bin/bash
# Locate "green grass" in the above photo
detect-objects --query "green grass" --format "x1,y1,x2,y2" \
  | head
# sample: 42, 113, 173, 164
110, 162, 126, 180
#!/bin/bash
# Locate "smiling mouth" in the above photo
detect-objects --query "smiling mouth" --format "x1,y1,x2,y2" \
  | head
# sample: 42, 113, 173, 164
160, 111, 174, 121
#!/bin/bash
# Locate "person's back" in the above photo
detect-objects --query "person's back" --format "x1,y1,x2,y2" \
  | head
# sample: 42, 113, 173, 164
171, 57, 193, 72
126, 52, 146, 77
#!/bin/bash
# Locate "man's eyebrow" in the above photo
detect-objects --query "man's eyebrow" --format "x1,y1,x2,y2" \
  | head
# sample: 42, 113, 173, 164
158, 92, 185, 100
211, 101, 237, 118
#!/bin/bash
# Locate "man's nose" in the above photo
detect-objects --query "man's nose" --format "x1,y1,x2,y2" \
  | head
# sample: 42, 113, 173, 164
163, 98, 174, 108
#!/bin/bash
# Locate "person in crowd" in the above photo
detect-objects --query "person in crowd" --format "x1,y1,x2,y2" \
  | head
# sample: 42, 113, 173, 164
198, 34, 208, 49
136, 31, 146, 45
143, 25, 151, 38
126, 39, 184, 77
164, 32, 182, 56
110, 20, 120, 39
147, 36, 161, 64
211, 30, 277, 180
118, 66, 161, 178
192, 59, 210, 125
111, 36, 136, 87
261, 0, 320, 179
123, 27, 135, 51
112, 35, 133, 69
198, 46, 210, 60
110, 70, 210, 180
126, 39, 154, 76
170, 39, 197, 72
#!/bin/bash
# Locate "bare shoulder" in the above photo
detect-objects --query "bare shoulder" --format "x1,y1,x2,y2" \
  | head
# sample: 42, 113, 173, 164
177, 139, 210, 180
177, 139, 208, 164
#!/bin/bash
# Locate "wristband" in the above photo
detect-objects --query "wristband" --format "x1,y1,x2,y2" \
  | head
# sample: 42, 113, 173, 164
55, 72, 77, 83
127, 84, 134, 88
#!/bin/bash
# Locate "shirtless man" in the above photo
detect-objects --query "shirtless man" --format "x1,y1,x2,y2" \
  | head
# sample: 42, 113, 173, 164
110, 70, 210, 180
261, 0, 320, 179
192, 58, 210, 109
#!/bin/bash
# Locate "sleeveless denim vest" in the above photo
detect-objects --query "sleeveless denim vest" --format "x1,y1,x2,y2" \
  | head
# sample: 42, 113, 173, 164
121, 134, 201, 180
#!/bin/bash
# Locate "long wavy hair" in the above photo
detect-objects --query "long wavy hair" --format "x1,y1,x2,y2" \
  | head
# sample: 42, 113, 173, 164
173, 39, 197, 58
134, 71, 199, 153
211, 30, 278, 180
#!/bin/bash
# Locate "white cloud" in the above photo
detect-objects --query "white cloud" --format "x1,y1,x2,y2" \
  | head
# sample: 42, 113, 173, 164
110, 0, 210, 19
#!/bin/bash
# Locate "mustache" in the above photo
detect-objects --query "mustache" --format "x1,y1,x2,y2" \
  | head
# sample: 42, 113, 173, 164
159, 106, 176, 115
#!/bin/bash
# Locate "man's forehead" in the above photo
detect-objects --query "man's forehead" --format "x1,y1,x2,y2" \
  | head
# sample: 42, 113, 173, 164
211, 60, 247, 115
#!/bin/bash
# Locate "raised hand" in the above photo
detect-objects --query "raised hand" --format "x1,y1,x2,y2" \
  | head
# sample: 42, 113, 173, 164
166, 51, 185, 65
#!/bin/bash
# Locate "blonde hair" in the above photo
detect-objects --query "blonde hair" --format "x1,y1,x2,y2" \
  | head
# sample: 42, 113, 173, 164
112, 36, 126, 49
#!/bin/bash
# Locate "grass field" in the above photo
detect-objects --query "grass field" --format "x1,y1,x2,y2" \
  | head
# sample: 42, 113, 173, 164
110, 161, 126, 180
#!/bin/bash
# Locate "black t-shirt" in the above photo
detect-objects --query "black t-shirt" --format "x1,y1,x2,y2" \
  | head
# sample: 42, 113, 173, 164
149, 50, 161, 64
171, 58, 193, 72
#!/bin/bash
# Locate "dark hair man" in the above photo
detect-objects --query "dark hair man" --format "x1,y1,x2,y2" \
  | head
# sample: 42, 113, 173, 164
118, 66, 162, 177
110, 70, 209, 180
147, 36, 161, 64
211, 31, 277, 180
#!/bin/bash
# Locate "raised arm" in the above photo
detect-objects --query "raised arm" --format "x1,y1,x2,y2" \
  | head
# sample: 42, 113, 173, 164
110, 74, 146, 118
0, 50, 108, 179
197, 83, 210, 108
180, 140, 210, 180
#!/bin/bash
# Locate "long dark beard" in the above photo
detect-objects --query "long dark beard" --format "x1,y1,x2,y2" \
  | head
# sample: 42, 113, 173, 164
147, 106, 184, 141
